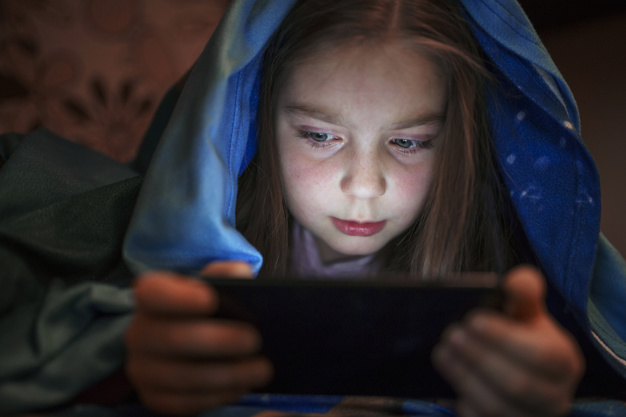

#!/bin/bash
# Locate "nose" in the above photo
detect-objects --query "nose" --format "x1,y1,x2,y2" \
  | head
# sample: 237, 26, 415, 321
340, 150, 386, 199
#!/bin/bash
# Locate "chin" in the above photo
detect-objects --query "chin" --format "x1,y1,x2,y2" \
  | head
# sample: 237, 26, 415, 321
329, 239, 387, 258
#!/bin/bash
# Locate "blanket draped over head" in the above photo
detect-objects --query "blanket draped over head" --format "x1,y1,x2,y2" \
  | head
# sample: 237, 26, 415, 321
0, 0, 625, 415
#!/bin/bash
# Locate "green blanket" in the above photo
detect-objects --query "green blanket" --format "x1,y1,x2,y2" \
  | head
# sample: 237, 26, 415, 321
0, 129, 139, 413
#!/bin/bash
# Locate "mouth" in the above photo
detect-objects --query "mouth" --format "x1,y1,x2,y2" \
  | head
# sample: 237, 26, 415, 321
331, 217, 386, 237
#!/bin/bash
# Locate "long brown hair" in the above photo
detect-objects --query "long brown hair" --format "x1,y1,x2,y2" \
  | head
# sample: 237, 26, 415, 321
237, 0, 527, 278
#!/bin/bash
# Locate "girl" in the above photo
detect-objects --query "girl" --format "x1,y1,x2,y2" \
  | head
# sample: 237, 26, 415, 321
1, 0, 625, 416
122, 0, 624, 415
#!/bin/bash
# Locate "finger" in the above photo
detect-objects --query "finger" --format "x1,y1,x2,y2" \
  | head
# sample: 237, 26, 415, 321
126, 315, 262, 358
463, 312, 583, 382
139, 388, 248, 416
456, 395, 544, 417
127, 355, 273, 393
439, 324, 571, 414
432, 331, 465, 389
202, 261, 253, 278
454, 380, 527, 417
133, 271, 219, 316
502, 265, 546, 321
456, 379, 571, 417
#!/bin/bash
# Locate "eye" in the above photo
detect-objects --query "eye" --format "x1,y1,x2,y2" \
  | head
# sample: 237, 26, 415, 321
297, 130, 342, 149
299, 131, 337, 142
392, 138, 414, 148
390, 138, 434, 153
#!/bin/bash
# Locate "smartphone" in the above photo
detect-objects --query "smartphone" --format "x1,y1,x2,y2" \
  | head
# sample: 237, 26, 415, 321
203, 273, 502, 398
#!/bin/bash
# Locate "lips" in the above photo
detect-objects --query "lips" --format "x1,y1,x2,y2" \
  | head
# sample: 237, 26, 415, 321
331, 217, 386, 237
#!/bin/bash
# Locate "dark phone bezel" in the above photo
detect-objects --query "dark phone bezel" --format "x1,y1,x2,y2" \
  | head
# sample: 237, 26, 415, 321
202, 273, 503, 398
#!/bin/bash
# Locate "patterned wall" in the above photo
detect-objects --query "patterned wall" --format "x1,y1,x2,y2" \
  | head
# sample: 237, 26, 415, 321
0, 0, 229, 161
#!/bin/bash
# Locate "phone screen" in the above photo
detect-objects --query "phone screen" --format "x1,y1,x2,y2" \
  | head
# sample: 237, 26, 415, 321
203, 274, 502, 398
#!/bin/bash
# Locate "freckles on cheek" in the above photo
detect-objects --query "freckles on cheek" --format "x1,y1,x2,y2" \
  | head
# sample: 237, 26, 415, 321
285, 160, 330, 196
283, 157, 341, 225
284, 149, 333, 187
395, 162, 434, 205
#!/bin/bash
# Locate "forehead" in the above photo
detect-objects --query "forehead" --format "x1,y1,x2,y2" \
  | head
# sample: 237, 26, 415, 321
277, 40, 447, 119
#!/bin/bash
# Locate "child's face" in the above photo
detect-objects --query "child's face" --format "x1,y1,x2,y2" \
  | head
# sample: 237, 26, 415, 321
276, 41, 446, 263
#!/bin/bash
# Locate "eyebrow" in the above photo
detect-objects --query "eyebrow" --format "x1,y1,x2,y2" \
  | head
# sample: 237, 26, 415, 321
389, 114, 445, 130
284, 104, 345, 126
283, 104, 445, 130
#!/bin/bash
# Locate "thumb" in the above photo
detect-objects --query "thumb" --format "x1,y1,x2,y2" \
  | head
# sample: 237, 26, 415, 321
202, 260, 253, 278
134, 271, 219, 315
503, 265, 547, 322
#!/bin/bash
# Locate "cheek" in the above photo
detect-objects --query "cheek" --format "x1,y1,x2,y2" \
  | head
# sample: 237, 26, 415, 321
279, 150, 339, 217
391, 158, 434, 214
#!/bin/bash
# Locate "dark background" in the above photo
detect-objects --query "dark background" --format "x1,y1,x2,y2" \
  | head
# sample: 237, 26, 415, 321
521, 0, 626, 29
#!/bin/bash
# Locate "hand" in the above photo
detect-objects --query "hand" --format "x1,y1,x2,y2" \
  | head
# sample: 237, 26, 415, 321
432, 266, 585, 417
125, 262, 273, 416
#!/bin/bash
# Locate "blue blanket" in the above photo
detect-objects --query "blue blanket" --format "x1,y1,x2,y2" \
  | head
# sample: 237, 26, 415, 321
28, 395, 626, 417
